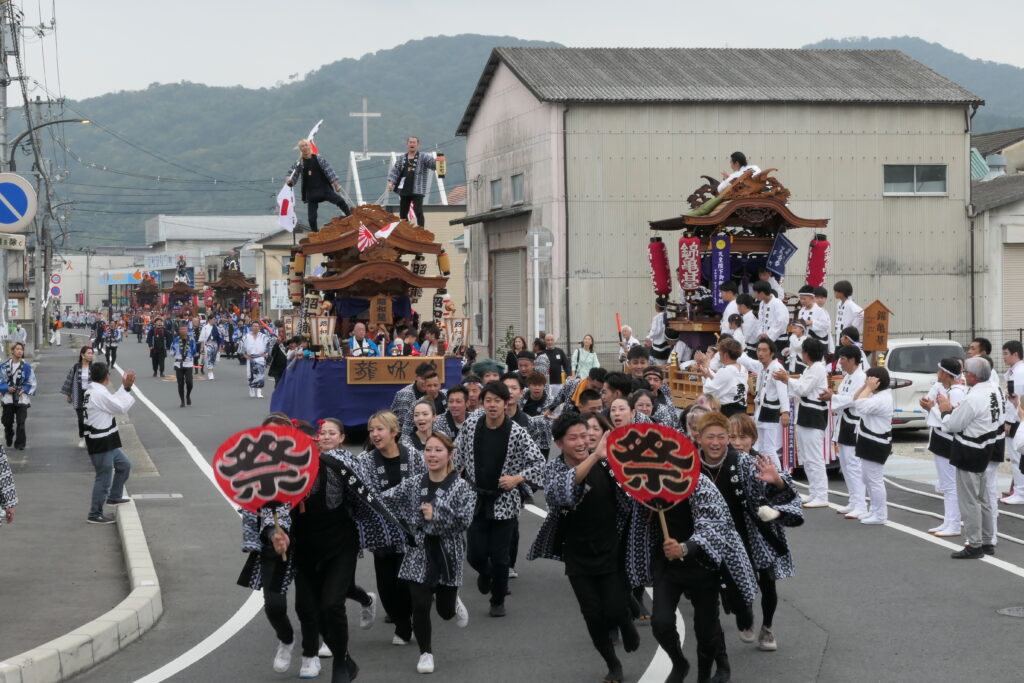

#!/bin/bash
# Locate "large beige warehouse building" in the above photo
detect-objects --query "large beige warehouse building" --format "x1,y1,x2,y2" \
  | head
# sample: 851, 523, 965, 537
452, 47, 983, 359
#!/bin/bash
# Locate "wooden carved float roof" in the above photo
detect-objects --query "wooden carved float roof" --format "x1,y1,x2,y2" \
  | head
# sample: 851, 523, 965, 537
163, 282, 196, 296
300, 204, 443, 256
207, 269, 258, 290
307, 261, 449, 292
649, 197, 829, 231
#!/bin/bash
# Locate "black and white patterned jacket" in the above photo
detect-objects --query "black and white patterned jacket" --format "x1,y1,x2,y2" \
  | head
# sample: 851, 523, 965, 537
356, 443, 427, 496
527, 457, 633, 562
454, 412, 545, 520
381, 473, 476, 586
302, 448, 409, 553
60, 363, 92, 410
0, 445, 17, 526
238, 504, 294, 592
650, 403, 681, 430
551, 376, 585, 414
386, 151, 437, 197
432, 412, 465, 441
712, 451, 803, 580
626, 474, 758, 606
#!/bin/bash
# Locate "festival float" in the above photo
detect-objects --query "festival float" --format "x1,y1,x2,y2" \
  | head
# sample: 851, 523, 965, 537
133, 272, 160, 309
646, 168, 830, 410
207, 252, 259, 314
270, 205, 464, 428
162, 255, 198, 311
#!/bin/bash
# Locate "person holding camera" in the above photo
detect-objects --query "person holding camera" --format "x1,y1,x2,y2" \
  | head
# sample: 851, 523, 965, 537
0, 342, 37, 450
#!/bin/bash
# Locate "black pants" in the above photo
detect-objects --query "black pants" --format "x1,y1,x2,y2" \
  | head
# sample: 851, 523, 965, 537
175, 366, 193, 403
399, 194, 425, 226
136, 331, 143, 342
75, 407, 87, 438
294, 549, 358, 660
409, 581, 458, 655
568, 572, 632, 670
94, 337, 104, 352
373, 552, 412, 640
151, 353, 166, 376
651, 570, 726, 679
106, 346, 118, 367
307, 190, 350, 231
736, 568, 778, 630
466, 516, 516, 606
1, 404, 28, 448
261, 554, 296, 647
509, 520, 520, 570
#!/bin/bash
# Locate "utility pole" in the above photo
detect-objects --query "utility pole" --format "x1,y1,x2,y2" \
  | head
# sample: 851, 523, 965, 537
0, 3, 11, 341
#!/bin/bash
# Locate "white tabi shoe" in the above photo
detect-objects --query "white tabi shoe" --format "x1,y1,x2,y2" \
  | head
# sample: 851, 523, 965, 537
207, 372, 214, 380
257, 388, 264, 398
860, 515, 886, 525
934, 524, 962, 537
455, 596, 469, 628
800, 493, 813, 503
359, 592, 377, 630
1001, 492, 1024, 505
928, 523, 945, 533
249, 387, 256, 398
272, 640, 294, 673
836, 504, 853, 515
417, 653, 435, 674
299, 656, 321, 679
802, 498, 829, 509
845, 508, 868, 519
318, 643, 333, 657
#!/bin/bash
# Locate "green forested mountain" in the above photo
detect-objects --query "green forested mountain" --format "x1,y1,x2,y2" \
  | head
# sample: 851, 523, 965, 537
28, 34, 558, 247
805, 36, 1024, 132
22, 34, 1022, 247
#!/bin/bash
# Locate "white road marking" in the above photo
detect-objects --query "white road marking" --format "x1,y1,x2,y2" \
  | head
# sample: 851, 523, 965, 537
884, 475, 1024, 522
524, 503, 687, 682
109, 365, 265, 683
794, 482, 1024, 574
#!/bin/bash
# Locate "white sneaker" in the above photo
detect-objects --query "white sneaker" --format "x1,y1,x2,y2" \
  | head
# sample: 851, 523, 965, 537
299, 656, 321, 679
508, 567, 519, 579
454, 596, 469, 628
77, 438, 85, 449
249, 387, 256, 398
1001, 492, 1024, 505
416, 653, 434, 674
860, 515, 886, 525
272, 640, 294, 673
360, 592, 377, 630
739, 628, 756, 643
392, 634, 410, 646
207, 372, 214, 380
257, 389, 264, 398
318, 643, 333, 657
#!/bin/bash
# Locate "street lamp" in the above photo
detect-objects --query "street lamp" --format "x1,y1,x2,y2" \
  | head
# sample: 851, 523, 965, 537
8, 118, 90, 171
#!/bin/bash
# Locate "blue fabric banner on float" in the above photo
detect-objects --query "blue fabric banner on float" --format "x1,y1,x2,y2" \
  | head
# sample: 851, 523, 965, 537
766, 232, 797, 278
710, 236, 731, 313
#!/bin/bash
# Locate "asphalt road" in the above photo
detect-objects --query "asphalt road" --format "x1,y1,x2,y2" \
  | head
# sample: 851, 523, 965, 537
64, 340, 1024, 682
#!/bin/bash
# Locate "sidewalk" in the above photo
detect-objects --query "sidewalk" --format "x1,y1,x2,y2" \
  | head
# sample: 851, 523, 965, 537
0, 341, 159, 674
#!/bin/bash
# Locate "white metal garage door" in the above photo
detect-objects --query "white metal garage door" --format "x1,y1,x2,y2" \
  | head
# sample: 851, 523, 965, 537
492, 250, 525, 354
1004, 244, 1024, 330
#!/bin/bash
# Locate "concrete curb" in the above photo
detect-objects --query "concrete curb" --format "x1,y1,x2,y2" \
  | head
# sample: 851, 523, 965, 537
0, 500, 163, 683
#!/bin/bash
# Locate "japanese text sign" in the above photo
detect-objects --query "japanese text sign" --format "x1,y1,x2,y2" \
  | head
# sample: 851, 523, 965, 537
213, 425, 319, 512
606, 423, 700, 510
347, 357, 446, 385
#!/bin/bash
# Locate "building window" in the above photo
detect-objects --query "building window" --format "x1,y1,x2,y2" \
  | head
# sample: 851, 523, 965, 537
490, 179, 503, 209
511, 174, 524, 205
883, 164, 947, 195
208, 267, 218, 282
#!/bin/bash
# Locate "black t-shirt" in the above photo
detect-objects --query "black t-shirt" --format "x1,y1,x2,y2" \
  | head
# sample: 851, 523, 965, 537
475, 418, 511, 493
399, 155, 417, 197
523, 395, 547, 417
563, 465, 619, 576
291, 476, 358, 566
654, 498, 713, 580
381, 456, 403, 490
303, 156, 329, 198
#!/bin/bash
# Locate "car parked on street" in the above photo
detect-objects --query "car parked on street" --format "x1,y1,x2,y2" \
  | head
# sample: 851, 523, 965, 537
878, 337, 966, 430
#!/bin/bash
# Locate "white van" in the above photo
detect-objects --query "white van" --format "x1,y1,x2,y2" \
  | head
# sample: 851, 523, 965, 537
877, 338, 966, 430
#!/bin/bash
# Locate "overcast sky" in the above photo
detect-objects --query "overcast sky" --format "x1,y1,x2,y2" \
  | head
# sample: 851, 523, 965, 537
14, 0, 1024, 101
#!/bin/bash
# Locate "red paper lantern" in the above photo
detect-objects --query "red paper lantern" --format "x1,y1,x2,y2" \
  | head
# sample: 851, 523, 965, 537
648, 237, 672, 297
805, 237, 831, 288
677, 236, 701, 291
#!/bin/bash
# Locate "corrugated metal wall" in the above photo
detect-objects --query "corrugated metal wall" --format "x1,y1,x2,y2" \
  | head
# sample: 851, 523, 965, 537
563, 102, 973, 357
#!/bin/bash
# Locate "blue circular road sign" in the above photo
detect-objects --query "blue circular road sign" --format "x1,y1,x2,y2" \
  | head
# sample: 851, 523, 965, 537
0, 173, 38, 234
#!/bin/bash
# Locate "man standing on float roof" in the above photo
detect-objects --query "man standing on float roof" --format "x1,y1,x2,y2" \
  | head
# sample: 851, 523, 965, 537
387, 136, 438, 227
286, 139, 351, 231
